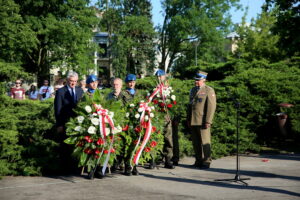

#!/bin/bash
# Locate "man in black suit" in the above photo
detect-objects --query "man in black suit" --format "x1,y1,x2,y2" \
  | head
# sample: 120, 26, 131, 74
54, 71, 84, 173
54, 71, 84, 132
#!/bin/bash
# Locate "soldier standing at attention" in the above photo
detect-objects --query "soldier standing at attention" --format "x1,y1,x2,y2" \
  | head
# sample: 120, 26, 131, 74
123, 74, 138, 103
85, 74, 99, 97
188, 71, 216, 169
123, 74, 140, 176
155, 69, 175, 169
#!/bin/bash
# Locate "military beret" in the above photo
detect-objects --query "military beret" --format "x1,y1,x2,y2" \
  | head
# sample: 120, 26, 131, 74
194, 71, 208, 80
155, 69, 166, 76
125, 74, 136, 82
86, 74, 98, 84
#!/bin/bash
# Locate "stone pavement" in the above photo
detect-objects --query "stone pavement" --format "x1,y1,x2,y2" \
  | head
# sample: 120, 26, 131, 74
1, 154, 300, 200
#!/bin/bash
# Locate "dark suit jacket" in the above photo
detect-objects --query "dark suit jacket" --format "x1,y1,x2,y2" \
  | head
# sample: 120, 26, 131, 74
54, 85, 84, 127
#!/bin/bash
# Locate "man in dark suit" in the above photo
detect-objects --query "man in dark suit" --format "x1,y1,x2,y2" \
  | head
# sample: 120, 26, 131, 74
54, 71, 84, 173
54, 71, 84, 132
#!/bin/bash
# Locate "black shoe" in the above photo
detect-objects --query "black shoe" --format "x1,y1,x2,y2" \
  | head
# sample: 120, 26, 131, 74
192, 161, 203, 168
164, 162, 175, 169
148, 163, 155, 169
132, 166, 139, 176
199, 164, 210, 169
88, 168, 104, 179
124, 165, 132, 176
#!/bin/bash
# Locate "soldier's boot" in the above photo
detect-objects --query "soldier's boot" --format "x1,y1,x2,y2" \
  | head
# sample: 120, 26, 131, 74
148, 158, 156, 169
132, 166, 139, 176
124, 165, 132, 176
164, 158, 175, 169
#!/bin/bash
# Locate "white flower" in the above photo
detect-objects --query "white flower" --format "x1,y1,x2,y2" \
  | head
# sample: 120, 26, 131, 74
105, 128, 111, 135
85, 105, 92, 113
147, 93, 150, 96
126, 112, 130, 118
74, 126, 82, 132
169, 86, 173, 90
135, 113, 140, 119
140, 100, 145, 103
108, 111, 114, 118
77, 116, 84, 124
151, 106, 155, 110
130, 104, 135, 107
144, 115, 149, 121
157, 94, 160, 98
88, 126, 96, 134
113, 125, 122, 134
91, 118, 99, 126
138, 108, 144, 112
171, 95, 176, 101
150, 113, 154, 118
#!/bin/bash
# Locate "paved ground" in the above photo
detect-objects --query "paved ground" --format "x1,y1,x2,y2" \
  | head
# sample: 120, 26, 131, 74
1, 154, 300, 200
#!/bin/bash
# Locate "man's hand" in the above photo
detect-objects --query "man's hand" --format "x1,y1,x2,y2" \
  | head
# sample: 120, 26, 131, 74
204, 123, 211, 129
187, 120, 191, 128
57, 126, 64, 134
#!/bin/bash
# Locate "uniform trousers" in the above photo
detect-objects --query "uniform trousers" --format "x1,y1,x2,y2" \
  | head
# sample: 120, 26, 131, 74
163, 120, 173, 161
191, 126, 212, 166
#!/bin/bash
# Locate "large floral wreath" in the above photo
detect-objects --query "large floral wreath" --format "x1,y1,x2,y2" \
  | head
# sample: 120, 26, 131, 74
147, 82, 177, 117
120, 97, 165, 167
64, 91, 126, 173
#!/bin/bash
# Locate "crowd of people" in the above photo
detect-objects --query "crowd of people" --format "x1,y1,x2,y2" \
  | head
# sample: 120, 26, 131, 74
10, 70, 217, 177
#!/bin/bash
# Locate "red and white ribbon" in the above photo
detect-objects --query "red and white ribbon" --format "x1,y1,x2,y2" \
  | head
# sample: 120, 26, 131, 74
94, 104, 115, 137
133, 120, 152, 165
148, 83, 164, 102
132, 101, 154, 165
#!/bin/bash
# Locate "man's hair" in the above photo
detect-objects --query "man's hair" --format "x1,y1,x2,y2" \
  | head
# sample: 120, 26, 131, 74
114, 78, 122, 84
67, 71, 78, 79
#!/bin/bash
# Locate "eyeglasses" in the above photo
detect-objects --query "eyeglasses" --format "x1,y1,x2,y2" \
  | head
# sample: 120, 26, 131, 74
15, 82, 21, 84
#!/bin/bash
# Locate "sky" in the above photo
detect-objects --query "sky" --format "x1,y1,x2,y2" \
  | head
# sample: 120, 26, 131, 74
151, 0, 265, 26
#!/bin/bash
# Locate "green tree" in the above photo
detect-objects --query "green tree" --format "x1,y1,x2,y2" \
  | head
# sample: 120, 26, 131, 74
265, 0, 300, 57
235, 10, 282, 62
97, 0, 156, 77
0, 0, 37, 61
158, 0, 240, 74
12, 0, 99, 85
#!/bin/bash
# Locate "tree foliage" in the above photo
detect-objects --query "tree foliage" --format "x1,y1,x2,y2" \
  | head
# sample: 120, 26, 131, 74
265, 0, 300, 57
158, 0, 240, 73
236, 10, 282, 62
97, 0, 156, 78
2, 0, 99, 85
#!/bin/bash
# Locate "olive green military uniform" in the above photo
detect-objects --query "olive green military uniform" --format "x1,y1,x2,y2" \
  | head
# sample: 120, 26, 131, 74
122, 89, 140, 104
163, 118, 173, 162
107, 91, 126, 105
188, 84, 216, 167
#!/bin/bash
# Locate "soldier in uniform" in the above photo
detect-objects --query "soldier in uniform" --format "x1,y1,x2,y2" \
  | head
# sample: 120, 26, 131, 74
188, 71, 216, 169
122, 74, 140, 176
123, 74, 138, 103
85, 74, 99, 97
155, 69, 175, 169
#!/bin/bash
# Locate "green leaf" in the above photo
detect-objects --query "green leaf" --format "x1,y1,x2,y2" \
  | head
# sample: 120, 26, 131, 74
64, 137, 77, 144
80, 153, 88, 166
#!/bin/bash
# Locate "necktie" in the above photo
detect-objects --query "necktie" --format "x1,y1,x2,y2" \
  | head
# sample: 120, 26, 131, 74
71, 89, 76, 103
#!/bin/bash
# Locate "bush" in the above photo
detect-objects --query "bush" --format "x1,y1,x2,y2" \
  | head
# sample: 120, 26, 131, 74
0, 95, 59, 176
